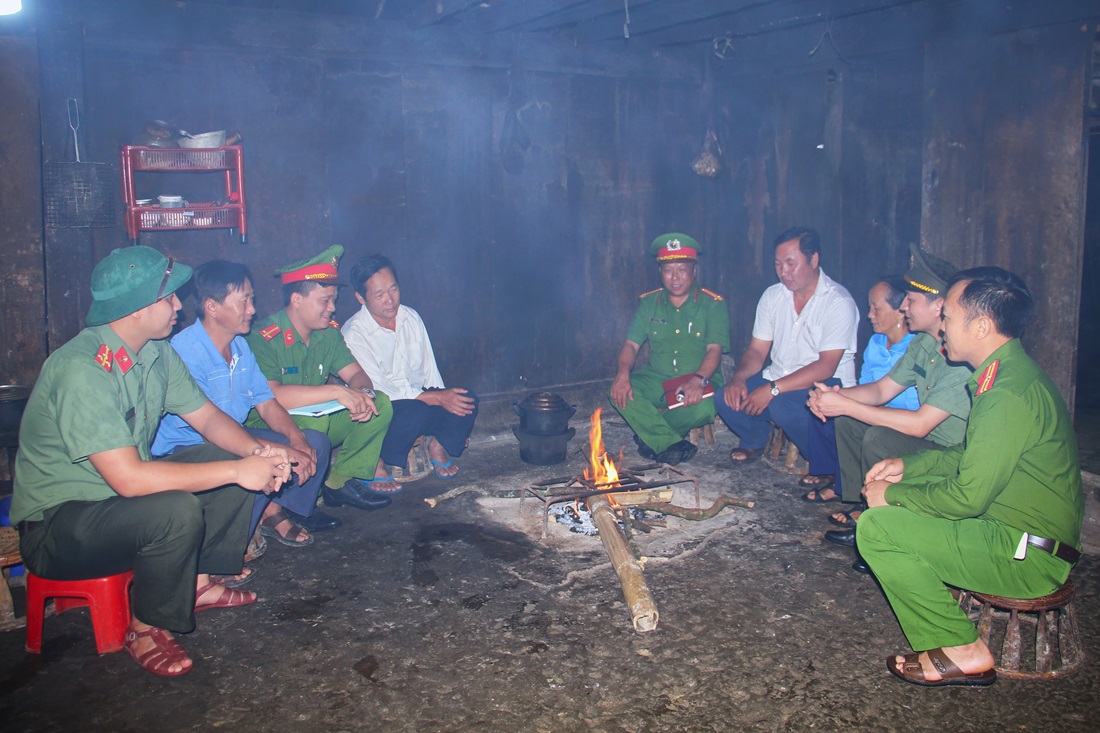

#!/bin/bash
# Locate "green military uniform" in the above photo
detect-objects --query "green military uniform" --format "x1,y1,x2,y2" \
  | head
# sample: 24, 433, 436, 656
614, 286, 730, 453
245, 308, 393, 487
14, 301, 253, 633
857, 339, 1083, 651
834, 332, 972, 501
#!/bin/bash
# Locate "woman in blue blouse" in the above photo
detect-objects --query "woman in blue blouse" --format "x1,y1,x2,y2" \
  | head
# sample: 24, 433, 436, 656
800, 278, 918, 502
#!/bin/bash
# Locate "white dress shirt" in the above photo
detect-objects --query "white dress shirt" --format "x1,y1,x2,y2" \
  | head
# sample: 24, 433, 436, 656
342, 304, 445, 400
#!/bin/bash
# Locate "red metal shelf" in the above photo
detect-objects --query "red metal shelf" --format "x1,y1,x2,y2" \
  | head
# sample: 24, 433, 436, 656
120, 145, 247, 243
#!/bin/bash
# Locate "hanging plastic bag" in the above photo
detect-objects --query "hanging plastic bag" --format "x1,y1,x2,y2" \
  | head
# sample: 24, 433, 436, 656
692, 128, 722, 178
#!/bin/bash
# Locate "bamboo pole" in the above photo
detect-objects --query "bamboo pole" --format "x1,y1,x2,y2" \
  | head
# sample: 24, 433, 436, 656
587, 494, 659, 633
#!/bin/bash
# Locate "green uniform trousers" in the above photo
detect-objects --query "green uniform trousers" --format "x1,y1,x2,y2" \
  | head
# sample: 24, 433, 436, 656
612, 365, 717, 454
857, 506, 1071, 651
835, 417, 944, 503
18, 443, 253, 634
249, 392, 393, 487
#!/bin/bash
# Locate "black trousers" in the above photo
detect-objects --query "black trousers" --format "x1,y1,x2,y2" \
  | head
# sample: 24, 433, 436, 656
379, 391, 479, 468
18, 443, 253, 633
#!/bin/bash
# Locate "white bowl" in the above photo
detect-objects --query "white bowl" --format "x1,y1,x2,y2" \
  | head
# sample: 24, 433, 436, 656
178, 130, 227, 148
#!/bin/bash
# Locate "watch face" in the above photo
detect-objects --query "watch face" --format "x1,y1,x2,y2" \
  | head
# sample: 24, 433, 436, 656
770, 383, 780, 396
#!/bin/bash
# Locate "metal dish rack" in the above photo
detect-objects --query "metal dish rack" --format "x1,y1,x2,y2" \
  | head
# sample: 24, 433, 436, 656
119, 145, 247, 243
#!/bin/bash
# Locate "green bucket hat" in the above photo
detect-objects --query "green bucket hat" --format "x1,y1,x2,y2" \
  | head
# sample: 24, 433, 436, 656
86, 246, 193, 326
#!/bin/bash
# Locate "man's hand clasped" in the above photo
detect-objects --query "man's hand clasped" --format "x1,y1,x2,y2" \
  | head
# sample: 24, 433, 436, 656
807, 381, 845, 422
723, 378, 772, 416
334, 385, 380, 422
861, 457, 905, 508
241, 443, 293, 495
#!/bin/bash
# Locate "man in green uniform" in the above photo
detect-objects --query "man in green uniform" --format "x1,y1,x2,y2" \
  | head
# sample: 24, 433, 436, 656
246, 245, 396, 511
858, 266, 1083, 687
11, 246, 292, 677
610, 233, 729, 465
810, 246, 973, 564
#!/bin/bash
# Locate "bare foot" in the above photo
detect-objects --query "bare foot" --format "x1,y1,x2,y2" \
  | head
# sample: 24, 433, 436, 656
892, 640, 995, 682
370, 459, 404, 493
427, 438, 458, 478
830, 509, 861, 525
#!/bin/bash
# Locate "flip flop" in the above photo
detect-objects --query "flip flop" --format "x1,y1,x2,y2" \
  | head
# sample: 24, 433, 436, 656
363, 475, 404, 494
828, 510, 861, 527
431, 458, 458, 480
125, 626, 192, 677
888, 648, 997, 687
798, 473, 836, 488
194, 581, 257, 613
801, 488, 840, 503
729, 447, 762, 464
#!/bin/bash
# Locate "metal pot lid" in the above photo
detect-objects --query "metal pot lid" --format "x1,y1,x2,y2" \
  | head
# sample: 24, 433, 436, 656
517, 391, 572, 412
0, 384, 31, 403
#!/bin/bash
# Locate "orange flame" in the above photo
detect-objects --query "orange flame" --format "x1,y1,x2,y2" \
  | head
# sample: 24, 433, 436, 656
584, 408, 619, 486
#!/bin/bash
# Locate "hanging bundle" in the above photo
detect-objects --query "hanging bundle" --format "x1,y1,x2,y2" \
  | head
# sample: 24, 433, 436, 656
692, 128, 722, 178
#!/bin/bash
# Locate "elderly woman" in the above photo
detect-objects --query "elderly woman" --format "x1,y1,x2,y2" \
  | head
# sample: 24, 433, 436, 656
799, 278, 918, 507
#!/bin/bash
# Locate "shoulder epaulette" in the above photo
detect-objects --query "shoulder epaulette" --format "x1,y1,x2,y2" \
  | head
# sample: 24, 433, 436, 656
94, 344, 113, 372
700, 287, 724, 302
976, 360, 999, 395
259, 324, 281, 341
638, 288, 662, 300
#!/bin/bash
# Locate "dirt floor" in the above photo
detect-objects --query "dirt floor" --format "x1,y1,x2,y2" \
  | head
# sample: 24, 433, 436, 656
2, 418, 1099, 732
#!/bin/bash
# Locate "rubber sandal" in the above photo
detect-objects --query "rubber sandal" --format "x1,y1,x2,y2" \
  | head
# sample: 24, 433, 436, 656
888, 648, 997, 687
801, 488, 840, 503
259, 508, 314, 548
125, 626, 192, 677
828, 510, 861, 528
798, 473, 836, 488
431, 458, 458, 480
244, 528, 267, 563
363, 475, 404, 494
210, 565, 256, 589
194, 581, 257, 613
729, 447, 762, 464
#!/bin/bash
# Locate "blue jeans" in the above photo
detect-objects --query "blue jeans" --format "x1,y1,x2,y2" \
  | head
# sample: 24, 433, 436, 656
714, 374, 840, 455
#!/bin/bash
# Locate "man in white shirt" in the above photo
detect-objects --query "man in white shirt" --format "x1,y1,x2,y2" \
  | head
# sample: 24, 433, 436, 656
716, 227, 859, 464
342, 254, 477, 480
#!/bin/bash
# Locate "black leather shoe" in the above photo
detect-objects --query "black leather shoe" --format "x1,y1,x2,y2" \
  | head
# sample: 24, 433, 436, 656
322, 480, 393, 511
286, 509, 342, 532
656, 439, 698, 466
634, 436, 658, 461
824, 528, 856, 547
851, 555, 871, 575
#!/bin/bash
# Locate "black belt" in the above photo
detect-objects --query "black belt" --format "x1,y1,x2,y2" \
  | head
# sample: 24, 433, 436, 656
1027, 534, 1081, 565
16, 519, 42, 535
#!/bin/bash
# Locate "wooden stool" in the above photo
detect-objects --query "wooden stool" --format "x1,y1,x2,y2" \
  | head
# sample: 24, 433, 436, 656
25, 570, 134, 654
0, 525, 24, 631
386, 437, 434, 483
688, 421, 716, 448
763, 425, 808, 475
957, 578, 1084, 679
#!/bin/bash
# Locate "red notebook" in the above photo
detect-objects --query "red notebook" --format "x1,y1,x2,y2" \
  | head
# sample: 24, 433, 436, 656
662, 374, 715, 410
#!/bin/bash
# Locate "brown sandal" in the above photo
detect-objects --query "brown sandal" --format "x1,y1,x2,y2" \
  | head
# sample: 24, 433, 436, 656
888, 648, 997, 687
259, 508, 313, 548
194, 581, 257, 613
125, 626, 192, 677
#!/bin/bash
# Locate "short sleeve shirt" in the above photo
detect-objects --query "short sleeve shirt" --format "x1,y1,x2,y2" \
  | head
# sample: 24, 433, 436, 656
152, 320, 275, 456
625, 287, 730, 381
11, 325, 208, 524
887, 332, 972, 446
245, 309, 357, 387
861, 332, 920, 411
754, 269, 860, 386
342, 304, 445, 400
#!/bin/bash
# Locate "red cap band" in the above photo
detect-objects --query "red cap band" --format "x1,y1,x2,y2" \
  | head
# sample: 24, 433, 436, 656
280, 263, 339, 284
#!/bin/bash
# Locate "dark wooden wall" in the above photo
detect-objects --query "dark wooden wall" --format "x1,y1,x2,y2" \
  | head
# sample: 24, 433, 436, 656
0, 0, 1094, 422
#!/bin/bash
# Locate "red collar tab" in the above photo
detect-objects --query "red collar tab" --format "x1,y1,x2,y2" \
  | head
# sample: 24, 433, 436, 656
283, 329, 296, 347
95, 345, 113, 372
260, 324, 281, 341
328, 319, 340, 329
976, 360, 1000, 395
114, 346, 134, 375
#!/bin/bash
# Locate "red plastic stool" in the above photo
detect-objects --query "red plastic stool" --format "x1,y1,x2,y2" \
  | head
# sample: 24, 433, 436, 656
25, 570, 134, 654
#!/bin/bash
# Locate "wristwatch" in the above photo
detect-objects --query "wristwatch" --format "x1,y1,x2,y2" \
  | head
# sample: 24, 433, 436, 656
360, 388, 376, 398
769, 381, 781, 396
693, 373, 710, 388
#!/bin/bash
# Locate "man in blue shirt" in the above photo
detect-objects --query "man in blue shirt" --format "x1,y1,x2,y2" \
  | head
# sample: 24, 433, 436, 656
153, 261, 338, 547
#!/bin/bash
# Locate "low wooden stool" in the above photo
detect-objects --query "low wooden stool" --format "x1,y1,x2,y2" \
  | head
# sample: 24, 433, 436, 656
688, 421, 716, 448
763, 425, 808, 475
386, 437, 433, 483
1, 525, 24, 631
957, 578, 1084, 679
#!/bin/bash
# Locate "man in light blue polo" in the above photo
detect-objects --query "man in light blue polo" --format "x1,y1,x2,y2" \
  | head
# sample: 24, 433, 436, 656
153, 260, 338, 547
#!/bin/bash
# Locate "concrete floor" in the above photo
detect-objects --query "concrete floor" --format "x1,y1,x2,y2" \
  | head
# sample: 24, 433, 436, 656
1, 418, 1099, 732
